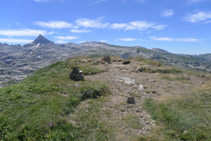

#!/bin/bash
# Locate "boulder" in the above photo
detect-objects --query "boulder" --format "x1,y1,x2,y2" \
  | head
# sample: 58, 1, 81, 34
102, 56, 111, 64
123, 60, 131, 64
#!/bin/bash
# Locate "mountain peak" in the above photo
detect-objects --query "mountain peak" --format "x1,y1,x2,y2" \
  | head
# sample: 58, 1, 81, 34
32, 34, 54, 45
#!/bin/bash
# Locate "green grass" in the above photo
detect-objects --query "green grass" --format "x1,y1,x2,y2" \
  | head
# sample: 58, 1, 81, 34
0, 59, 108, 140
139, 67, 181, 74
80, 66, 104, 75
142, 91, 211, 141
80, 82, 110, 100
73, 97, 115, 140
122, 114, 143, 129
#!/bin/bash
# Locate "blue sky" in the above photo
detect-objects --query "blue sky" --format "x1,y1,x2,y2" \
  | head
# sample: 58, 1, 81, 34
0, 0, 211, 54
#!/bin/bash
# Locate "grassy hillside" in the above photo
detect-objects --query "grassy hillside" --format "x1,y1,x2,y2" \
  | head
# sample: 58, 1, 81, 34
0, 57, 109, 140
0, 56, 211, 140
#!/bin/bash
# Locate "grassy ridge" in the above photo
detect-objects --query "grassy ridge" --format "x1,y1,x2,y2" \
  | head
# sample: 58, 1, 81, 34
141, 83, 211, 141
132, 57, 211, 141
0, 59, 108, 140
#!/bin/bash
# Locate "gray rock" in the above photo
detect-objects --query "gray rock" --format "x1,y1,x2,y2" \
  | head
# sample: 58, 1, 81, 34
102, 56, 111, 63
127, 97, 135, 104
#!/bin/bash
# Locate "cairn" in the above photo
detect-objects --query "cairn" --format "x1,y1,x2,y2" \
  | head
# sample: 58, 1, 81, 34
69, 67, 84, 81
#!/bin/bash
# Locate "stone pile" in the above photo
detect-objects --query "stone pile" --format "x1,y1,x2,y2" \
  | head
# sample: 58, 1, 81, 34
69, 67, 84, 81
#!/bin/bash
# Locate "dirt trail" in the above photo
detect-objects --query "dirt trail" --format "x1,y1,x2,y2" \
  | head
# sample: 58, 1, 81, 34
69, 60, 156, 141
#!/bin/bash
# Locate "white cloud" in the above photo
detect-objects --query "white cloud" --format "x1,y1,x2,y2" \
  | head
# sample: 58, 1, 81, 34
0, 38, 33, 44
34, 0, 49, 2
187, 0, 206, 4
123, 0, 145, 4
135, 0, 145, 3
34, 0, 64, 2
206, 20, 211, 23
55, 40, 68, 44
54, 36, 79, 40
70, 29, 91, 33
161, 9, 174, 17
111, 21, 166, 31
91, 0, 107, 5
79, 41, 87, 43
35, 21, 72, 29
150, 36, 199, 42
119, 38, 137, 41
184, 11, 211, 23
76, 17, 109, 28
0, 29, 49, 36
99, 40, 107, 43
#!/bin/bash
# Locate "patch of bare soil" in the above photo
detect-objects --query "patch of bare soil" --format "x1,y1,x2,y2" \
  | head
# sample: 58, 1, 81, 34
68, 60, 158, 140
68, 59, 204, 141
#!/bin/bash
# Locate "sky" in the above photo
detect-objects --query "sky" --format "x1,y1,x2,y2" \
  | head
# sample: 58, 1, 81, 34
0, 0, 211, 54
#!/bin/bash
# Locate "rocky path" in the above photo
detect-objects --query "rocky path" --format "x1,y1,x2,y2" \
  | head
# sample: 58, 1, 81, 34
68, 61, 155, 141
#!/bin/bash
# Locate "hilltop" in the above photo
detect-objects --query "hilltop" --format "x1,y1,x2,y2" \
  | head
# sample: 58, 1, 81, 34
0, 56, 210, 140
0, 35, 211, 87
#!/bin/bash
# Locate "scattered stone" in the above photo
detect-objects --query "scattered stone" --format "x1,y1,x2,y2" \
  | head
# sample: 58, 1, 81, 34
121, 109, 126, 112
138, 84, 144, 91
127, 97, 135, 104
69, 67, 84, 81
136, 109, 141, 112
102, 56, 111, 63
151, 90, 156, 94
116, 77, 135, 85
123, 60, 131, 65
146, 121, 150, 125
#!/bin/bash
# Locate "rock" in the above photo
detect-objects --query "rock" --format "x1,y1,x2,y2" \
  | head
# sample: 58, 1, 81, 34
136, 109, 141, 112
117, 77, 135, 85
127, 97, 135, 104
69, 67, 84, 81
102, 56, 111, 63
123, 60, 131, 64
138, 84, 144, 91
151, 90, 156, 94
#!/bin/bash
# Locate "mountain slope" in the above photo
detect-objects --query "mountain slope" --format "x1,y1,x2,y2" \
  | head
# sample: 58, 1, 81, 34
0, 56, 211, 140
0, 58, 108, 140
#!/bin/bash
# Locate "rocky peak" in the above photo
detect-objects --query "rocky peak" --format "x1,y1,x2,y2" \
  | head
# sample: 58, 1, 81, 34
32, 35, 54, 45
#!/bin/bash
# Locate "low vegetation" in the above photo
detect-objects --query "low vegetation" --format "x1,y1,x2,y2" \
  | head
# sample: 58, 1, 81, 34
71, 97, 115, 140
139, 75, 211, 140
0, 58, 107, 140
1, 56, 211, 140
80, 66, 104, 75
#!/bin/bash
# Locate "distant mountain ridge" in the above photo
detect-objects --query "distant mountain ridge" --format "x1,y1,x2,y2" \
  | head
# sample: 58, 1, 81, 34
152, 48, 169, 54
0, 35, 211, 87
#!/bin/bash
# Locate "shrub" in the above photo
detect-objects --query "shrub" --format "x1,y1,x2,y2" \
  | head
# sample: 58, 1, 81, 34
80, 83, 109, 100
